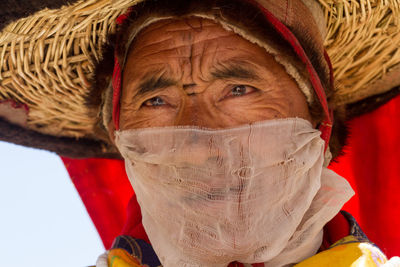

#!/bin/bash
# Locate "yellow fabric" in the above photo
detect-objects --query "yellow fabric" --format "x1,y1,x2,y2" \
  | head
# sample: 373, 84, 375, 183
295, 238, 388, 267
106, 237, 389, 267
107, 248, 143, 267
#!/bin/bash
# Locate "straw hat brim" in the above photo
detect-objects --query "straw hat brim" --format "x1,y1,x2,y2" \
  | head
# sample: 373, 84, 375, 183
0, 0, 399, 158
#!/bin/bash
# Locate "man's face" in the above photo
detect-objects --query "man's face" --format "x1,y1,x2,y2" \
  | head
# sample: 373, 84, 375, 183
119, 17, 312, 130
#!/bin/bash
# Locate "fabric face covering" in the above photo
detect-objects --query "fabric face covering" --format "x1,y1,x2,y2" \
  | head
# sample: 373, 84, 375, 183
115, 118, 354, 267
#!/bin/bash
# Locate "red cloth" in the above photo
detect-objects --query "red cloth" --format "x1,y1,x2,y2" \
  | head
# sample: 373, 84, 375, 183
61, 158, 134, 248
61, 95, 400, 256
329, 95, 400, 257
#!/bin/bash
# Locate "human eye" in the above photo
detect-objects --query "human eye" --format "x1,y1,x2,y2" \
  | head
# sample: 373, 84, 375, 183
141, 96, 166, 107
225, 85, 258, 98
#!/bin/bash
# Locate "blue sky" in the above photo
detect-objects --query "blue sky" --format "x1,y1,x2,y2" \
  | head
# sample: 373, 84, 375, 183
0, 141, 104, 266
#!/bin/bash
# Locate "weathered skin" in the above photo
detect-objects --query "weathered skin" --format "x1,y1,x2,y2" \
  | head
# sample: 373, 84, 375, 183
114, 17, 312, 132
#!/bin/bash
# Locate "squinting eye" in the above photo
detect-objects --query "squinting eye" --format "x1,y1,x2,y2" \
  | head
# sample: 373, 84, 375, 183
227, 85, 256, 97
142, 96, 166, 107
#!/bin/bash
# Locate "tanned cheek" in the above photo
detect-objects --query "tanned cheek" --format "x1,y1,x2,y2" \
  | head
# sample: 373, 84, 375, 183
133, 110, 176, 128
204, 105, 238, 128
218, 97, 291, 124
213, 100, 256, 125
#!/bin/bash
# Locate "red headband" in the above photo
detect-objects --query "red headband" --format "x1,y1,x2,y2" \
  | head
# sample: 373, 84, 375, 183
111, 2, 333, 151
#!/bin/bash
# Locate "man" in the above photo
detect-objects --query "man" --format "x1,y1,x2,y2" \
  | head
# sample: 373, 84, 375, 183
90, 0, 399, 266
0, 0, 399, 266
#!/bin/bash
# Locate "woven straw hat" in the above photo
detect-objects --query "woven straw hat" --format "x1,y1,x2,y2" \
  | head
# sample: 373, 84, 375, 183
0, 0, 399, 158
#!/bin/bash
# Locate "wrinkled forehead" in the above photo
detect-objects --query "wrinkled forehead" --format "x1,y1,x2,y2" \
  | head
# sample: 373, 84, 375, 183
132, 17, 225, 45
124, 16, 279, 66
123, 17, 276, 81
126, 18, 244, 60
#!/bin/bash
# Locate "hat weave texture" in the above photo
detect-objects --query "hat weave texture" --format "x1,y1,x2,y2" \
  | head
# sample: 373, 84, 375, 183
321, 0, 400, 106
0, 0, 136, 138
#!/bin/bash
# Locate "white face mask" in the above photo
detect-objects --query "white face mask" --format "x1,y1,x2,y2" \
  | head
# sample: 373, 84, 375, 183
115, 118, 354, 267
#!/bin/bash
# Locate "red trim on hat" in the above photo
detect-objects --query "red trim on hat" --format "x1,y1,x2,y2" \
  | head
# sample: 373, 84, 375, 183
112, 52, 122, 130
112, 11, 132, 131
116, 7, 133, 25
324, 50, 335, 88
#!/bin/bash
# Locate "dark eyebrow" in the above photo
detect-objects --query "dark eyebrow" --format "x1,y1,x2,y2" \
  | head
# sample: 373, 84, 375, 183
137, 74, 177, 96
211, 61, 260, 81
134, 61, 259, 96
